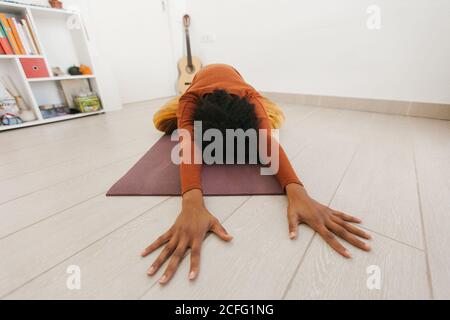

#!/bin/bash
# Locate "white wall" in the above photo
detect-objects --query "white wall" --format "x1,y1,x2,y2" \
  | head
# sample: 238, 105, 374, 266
67, 0, 178, 104
185, 0, 450, 104
16, 0, 450, 104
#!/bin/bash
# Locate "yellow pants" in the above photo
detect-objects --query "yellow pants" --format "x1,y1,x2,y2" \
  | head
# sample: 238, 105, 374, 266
153, 96, 285, 134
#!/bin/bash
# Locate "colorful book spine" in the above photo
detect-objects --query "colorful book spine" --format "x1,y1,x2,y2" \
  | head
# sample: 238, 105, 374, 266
25, 14, 41, 55
8, 17, 26, 55
0, 22, 13, 55
17, 22, 31, 55
0, 13, 20, 54
21, 19, 38, 55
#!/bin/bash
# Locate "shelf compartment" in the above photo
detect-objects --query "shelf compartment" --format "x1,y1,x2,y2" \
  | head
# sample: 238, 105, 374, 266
29, 80, 66, 107
30, 77, 100, 114
31, 11, 93, 75
0, 58, 39, 121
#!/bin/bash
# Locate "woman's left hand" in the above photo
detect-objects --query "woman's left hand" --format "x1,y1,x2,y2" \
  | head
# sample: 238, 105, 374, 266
285, 184, 372, 258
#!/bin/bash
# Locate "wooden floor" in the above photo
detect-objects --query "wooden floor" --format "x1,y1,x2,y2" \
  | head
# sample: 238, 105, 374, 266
1, 98, 449, 300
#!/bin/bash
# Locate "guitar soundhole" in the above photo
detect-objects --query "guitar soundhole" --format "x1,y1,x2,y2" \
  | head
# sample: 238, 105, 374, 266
186, 66, 195, 74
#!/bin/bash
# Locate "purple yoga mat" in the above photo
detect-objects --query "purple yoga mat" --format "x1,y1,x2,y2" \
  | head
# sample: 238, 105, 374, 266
107, 135, 284, 197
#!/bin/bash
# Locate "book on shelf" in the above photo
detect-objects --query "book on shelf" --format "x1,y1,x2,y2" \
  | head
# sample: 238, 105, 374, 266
23, 15, 40, 54
16, 20, 31, 55
8, 17, 26, 55
0, 13, 20, 54
0, 12, 41, 56
0, 20, 13, 54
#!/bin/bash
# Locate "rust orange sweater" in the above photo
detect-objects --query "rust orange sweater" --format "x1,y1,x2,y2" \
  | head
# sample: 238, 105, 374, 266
177, 64, 302, 194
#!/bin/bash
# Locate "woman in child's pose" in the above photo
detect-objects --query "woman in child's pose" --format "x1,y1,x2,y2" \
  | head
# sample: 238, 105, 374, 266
142, 64, 372, 285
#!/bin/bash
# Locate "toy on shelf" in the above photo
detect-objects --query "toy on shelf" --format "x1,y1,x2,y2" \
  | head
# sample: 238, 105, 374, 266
67, 64, 93, 76
79, 64, 93, 75
52, 67, 65, 77
68, 65, 82, 76
49, 0, 63, 9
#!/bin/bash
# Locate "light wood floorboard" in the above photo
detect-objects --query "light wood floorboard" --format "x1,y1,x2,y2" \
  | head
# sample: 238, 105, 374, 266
331, 114, 424, 249
284, 232, 429, 300
411, 117, 450, 299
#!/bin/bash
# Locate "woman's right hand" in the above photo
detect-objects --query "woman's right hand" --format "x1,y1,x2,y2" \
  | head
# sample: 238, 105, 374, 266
141, 189, 233, 285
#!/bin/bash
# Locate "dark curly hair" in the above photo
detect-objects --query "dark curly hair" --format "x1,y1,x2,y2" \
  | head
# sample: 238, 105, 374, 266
192, 90, 260, 164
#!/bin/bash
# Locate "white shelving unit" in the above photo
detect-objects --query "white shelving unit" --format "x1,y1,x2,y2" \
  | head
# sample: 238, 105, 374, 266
0, 1, 105, 131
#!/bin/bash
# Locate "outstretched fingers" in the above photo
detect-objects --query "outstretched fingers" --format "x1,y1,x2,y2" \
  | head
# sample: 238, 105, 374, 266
147, 237, 177, 276
331, 214, 372, 240
317, 225, 352, 259
141, 230, 172, 258
326, 219, 371, 253
159, 241, 189, 285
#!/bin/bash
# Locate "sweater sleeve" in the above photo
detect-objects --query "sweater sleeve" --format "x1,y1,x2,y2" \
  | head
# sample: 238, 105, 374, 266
248, 94, 303, 190
177, 93, 203, 194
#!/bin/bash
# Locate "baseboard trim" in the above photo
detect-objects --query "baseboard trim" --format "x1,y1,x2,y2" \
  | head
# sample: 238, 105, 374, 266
262, 92, 450, 121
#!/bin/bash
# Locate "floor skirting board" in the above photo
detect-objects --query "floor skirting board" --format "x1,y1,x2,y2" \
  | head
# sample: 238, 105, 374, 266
262, 92, 450, 121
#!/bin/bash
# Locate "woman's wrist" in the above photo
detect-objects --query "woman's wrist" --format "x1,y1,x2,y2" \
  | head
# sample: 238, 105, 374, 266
182, 189, 204, 207
286, 183, 309, 203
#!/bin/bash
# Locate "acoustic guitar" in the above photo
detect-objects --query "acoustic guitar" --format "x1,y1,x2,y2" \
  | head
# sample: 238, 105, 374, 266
177, 15, 202, 94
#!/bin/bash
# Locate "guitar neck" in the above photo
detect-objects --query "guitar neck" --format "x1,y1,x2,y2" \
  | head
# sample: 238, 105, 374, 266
185, 28, 193, 68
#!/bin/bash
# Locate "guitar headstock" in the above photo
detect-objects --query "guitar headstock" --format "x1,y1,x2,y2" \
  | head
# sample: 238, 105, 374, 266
183, 14, 191, 29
